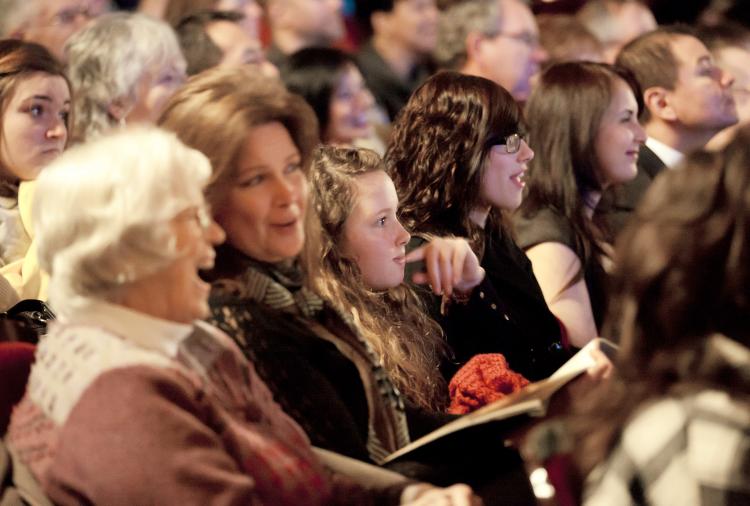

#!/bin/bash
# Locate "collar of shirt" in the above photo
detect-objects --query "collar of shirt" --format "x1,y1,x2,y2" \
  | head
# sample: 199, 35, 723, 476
646, 137, 684, 168
60, 299, 194, 358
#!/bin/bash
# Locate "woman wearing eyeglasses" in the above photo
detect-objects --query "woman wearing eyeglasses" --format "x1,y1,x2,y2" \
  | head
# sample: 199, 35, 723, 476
387, 71, 572, 383
514, 62, 646, 348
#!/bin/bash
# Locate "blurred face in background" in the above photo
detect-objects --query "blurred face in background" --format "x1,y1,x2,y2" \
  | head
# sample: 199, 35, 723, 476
471, 0, 547, 102
274, 0, 344, 46
374, 0, 439, 57
215, 0, 263, 39
205, 19, 279, 78
125, 62, 187, 125
20, 0, 109, 61
666, 35, 737, 134
325, 64, 373, 145
715, 46, 750, 124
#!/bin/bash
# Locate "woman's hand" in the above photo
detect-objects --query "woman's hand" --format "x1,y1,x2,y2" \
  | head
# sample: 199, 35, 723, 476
406, 237, 485, 297
401, 483, 483, 506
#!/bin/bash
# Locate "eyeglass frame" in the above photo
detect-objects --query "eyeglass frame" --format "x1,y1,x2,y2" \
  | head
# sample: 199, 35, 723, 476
485, 30, 541, 49
487, 132, 526, 154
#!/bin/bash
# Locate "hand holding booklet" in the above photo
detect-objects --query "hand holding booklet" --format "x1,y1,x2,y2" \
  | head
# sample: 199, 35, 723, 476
383, 338, 616, 463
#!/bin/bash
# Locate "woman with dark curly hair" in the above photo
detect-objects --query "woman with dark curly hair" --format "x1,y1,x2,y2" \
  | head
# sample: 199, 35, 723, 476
514, 61, 645, 347
387, 70, 572, 382
578, 126, 750, 505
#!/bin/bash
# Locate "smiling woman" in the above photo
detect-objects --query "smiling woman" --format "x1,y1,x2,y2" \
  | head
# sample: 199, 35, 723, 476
514, 61, 646, 347
0, 40, 71, 306
282, 47, 374, 146
158, 67, 520, 505
5, 126, 388, 505
387, 70, 572, 383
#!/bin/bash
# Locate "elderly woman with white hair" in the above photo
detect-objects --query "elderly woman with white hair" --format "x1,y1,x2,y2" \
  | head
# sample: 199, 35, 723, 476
65, 12, 186, 143
3, 126, 476, 506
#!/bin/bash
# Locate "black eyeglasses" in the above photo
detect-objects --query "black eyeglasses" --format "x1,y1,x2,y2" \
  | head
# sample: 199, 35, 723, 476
488, 133, 526, 154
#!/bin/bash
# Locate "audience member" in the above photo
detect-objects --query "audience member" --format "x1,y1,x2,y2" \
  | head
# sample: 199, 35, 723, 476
699, 22, 750, 150
0, 0, 109, 62
514, 62, 646, 347
176, 10, 277, 77
0, 40, 71, 306
596, 25, 738, 237
355, 0, 439, 121
387, 71, 572, 382
159, 68, 527, 505
282, 47, 374, 146
434, 0, 547, 103
576, 0, 657, 64
579, 126, 750, 505
65, 12, 186, 143
536, 14, 604, 64
5, 125, 472, 506
164, 0, 262, 38
306, 145, 485, 411
264, 0, 345, 66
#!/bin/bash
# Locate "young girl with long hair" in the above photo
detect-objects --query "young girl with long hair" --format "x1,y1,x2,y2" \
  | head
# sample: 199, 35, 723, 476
305, 145, 486, 411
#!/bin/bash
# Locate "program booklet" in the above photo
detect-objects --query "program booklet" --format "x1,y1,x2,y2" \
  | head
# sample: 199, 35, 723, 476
383, 338, 616, 463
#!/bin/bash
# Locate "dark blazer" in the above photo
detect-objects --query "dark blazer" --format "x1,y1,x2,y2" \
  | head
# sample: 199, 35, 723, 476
595, 144, 667, 239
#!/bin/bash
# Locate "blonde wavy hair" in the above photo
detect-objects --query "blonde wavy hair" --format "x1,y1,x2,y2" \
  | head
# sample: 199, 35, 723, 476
304, 145, 449, 411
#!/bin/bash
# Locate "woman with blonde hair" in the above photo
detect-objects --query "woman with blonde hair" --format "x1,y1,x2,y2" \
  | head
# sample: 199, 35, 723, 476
305, 145, 486, 411
159, 66, 481, 505
6, 125, 473, 505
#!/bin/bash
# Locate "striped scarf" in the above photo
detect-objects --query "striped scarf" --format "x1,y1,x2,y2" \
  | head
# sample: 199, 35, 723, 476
214, 258, 411, 464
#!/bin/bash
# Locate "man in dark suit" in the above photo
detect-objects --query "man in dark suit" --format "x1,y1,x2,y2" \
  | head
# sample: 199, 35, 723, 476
597, 25, 738, 237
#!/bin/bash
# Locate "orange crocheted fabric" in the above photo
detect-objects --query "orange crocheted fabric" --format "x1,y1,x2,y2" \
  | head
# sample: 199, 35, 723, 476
448, 354, 530, 414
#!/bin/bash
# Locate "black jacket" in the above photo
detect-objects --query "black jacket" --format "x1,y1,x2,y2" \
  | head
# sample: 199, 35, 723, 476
408, 229, 572, 383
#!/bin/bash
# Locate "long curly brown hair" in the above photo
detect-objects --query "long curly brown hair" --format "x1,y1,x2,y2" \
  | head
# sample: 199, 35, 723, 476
304, 145, 449, 411
573, 125, 750, 478
385, 71, 525, 254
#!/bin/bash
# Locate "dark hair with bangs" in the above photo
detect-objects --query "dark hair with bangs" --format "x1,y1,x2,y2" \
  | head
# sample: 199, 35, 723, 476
386, 70, 524, 254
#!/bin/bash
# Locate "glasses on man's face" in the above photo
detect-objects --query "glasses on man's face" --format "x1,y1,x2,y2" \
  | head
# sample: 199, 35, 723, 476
495, 31, 540, 49
489, 133, 525, 154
